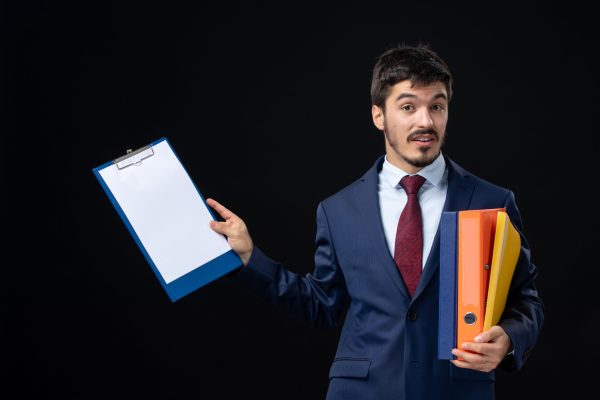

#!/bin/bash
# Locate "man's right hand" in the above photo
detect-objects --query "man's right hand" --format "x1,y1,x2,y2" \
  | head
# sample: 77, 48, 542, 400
206, 198, 254, 266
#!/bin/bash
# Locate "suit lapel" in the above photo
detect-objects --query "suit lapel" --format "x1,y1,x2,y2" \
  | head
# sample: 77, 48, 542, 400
412, 157, 476, 300
439, 158, 477, 214
356, 155, 477, 301
356, 156, 411, 301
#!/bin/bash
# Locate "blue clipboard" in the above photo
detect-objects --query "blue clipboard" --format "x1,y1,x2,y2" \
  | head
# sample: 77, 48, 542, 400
92, 137, 242, 302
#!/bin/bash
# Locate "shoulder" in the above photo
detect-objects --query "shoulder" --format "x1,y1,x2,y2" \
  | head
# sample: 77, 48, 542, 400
322, 177, 365, 204
319, 156, 383, 209
447, 156, 514, 203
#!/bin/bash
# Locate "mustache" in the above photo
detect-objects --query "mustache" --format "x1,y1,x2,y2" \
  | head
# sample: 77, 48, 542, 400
407, 129, 439, 141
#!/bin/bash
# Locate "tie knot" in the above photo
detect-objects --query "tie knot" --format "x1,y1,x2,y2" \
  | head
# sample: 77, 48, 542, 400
399, 175, 426, 195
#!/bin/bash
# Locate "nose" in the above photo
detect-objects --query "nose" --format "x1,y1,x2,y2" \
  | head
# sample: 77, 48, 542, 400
416, 107, 434, 128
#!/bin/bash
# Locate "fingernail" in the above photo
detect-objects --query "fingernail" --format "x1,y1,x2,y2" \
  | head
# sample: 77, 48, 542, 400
461, 343, 469, 350
474, 336, 482, 343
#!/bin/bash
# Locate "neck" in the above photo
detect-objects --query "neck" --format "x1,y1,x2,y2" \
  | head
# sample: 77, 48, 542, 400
385, 152, 424, 175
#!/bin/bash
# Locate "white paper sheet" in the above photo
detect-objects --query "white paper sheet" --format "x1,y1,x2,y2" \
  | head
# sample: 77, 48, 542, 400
98, 140, 231, 284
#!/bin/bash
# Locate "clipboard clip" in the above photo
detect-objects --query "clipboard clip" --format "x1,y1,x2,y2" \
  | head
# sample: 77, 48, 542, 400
114, 145, 155, 170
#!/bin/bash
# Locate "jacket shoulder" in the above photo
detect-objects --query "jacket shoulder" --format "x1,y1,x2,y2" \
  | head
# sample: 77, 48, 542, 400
449, 157, 513, 201
321, 177, 365, 205
319, 157, 382, 209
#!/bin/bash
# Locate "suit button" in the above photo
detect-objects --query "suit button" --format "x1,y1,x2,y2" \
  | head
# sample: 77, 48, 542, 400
407, 311, 417, 321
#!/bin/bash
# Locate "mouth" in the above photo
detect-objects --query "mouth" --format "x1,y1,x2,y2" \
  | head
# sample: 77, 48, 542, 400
410, 135, 436, 146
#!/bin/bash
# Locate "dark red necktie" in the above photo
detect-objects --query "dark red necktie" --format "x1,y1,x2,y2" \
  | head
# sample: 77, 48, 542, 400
394, 175, 426, 297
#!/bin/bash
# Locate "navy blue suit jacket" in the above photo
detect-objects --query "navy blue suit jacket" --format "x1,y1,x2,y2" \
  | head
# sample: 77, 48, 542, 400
234, 155, 543, 400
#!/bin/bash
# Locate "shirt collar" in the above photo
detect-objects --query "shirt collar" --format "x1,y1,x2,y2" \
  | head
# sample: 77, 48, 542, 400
381, 152, 446, 189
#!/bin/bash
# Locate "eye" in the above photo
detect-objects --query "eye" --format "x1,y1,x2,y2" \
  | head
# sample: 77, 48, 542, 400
401, 104, 414, 111
431, 104, 445, 111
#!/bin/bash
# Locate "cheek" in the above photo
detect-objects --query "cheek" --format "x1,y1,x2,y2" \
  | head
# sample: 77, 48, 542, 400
435, 115, 448, 130
387, 117, 411, 134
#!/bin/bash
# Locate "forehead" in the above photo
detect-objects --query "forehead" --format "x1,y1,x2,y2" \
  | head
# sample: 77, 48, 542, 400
387, 80, 448, 101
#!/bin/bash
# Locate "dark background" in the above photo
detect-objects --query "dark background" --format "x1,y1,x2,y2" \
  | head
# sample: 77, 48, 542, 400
3, 1, 598, 398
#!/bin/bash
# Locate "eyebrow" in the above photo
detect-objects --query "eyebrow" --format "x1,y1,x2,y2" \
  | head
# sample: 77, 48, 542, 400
395, 92, 448, 102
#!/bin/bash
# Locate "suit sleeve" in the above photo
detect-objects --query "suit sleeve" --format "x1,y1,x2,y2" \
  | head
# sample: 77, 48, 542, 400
498, 191, 545, 371
231, 202, 350, 328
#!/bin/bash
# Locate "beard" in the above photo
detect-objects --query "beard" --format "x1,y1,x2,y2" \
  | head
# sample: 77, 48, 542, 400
384, 125, 445, 169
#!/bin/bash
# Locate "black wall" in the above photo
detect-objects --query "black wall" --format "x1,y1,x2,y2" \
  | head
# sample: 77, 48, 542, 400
3, 1, 598, 398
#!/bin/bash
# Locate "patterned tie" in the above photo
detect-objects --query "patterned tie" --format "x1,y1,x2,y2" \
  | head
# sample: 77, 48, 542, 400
394, 175, 426, 297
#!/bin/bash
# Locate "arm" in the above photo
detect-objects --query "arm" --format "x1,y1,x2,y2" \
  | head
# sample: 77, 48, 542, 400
451, 192, 544, 372
207, 198, 349, 327
496, 191, 544, 370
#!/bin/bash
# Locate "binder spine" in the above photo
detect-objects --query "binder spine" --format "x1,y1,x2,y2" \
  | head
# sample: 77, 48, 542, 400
438, 211, 458, 359
456, 209, 502, 353
457, 213, 483, 350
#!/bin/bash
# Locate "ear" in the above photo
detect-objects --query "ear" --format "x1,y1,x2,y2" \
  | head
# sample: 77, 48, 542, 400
372, 104, 385, 131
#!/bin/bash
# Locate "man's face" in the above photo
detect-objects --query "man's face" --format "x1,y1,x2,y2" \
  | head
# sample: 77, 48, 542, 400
372, 80, 448, 173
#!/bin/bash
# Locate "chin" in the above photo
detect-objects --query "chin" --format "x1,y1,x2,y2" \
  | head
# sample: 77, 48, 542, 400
405, 150, 439, 168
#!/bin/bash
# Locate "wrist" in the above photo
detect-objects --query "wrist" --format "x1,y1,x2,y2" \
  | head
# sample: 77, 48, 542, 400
241, 244, 254, 266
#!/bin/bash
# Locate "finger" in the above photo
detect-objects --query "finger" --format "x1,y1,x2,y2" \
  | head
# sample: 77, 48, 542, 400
452, 348, 482, 363
206, 198, 236, 221
475, 325, 502, 343
450, 359, 471, 369
451, 358, 492, 373
209, 220, 232, 235
462, 342, 490, 355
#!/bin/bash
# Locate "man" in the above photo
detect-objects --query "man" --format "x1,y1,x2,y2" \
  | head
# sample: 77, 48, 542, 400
207, 44, 543, 400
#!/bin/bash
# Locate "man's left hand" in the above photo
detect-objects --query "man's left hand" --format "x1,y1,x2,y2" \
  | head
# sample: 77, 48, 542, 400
450, 325, 512, 372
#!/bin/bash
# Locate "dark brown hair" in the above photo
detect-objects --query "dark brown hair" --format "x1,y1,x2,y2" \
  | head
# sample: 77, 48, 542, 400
370, 44, 453, 109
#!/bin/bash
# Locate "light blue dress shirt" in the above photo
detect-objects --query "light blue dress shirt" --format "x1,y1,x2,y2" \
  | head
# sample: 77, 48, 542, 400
378, 153, 448, 269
